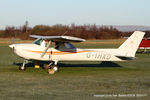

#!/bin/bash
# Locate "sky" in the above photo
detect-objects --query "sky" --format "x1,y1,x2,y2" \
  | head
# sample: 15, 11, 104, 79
0, 0, 150, 29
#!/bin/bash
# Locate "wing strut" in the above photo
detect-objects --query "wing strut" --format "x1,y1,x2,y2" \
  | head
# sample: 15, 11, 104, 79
41, 41, 51, 58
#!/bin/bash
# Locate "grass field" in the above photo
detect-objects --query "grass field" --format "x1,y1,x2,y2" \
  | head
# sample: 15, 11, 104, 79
0, 40, 150, 100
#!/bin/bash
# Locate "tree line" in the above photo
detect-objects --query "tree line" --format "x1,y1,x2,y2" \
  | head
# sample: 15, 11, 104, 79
0, 22, 150, 40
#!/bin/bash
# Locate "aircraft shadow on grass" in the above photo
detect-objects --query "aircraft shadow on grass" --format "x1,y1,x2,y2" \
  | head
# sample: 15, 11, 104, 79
13, 61, 122, 68
58, 61, 122, 68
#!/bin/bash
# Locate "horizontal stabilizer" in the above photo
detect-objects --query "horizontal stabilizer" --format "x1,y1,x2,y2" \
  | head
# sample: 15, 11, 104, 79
115, 55, 134, 60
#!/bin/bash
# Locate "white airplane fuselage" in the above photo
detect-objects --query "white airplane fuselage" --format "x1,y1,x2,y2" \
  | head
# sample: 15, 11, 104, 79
11, 43, 122, 62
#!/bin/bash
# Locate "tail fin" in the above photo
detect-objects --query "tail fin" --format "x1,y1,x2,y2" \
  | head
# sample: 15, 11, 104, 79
118, 31, 145, 57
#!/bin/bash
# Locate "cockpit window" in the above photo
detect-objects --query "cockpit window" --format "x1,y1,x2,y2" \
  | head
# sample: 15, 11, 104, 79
65, 43, 75, 49
55, 42, 75, 49
33, 38, 43, 45
33, 39, 75, 49
33, 38, 51, 47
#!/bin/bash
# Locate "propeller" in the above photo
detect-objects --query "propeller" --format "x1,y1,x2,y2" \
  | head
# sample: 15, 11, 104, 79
12, 37, 15, 44
41, 41, 51, 58
9, 37, 15, 49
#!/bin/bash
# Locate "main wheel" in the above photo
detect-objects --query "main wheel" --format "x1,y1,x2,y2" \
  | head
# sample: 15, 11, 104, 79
43, 64, 49, 69
48, 68, 55, 74
53, 65, 59, 72
19, 66, 26, 70
48, 65, 59, 74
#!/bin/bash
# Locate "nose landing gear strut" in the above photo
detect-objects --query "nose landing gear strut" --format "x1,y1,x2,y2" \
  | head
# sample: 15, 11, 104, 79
19, 59, 28, 70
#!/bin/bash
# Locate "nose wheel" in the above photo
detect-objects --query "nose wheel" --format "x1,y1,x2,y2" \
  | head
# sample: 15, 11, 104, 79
19, 65, 26, 70
19, 59, 27, 70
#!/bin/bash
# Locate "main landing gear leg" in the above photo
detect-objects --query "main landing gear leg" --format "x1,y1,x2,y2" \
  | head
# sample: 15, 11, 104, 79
19, 59, 27, 70
47, 61, 59, 74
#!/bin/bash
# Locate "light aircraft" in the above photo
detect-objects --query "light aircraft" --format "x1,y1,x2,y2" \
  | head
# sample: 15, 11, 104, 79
139, 38, 150, 53
9, 31, 145, 74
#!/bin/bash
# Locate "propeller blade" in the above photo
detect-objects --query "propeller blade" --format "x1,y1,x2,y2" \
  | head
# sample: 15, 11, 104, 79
12, 37, 15, 44
41, 41, 51, 58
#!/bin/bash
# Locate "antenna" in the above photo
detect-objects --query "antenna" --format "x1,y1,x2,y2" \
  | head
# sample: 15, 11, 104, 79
61, 31, 68, 36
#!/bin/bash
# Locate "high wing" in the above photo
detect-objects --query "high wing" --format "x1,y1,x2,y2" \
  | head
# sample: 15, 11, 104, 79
30, 35, 85, 42
30, 35, 85, 58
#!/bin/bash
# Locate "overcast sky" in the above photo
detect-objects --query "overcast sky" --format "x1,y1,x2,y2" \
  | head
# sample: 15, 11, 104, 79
0, 0, 150, 29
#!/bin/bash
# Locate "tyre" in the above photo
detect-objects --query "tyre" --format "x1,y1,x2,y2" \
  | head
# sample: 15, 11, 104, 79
19, 66, 26, 70
43, 64, 49, 69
